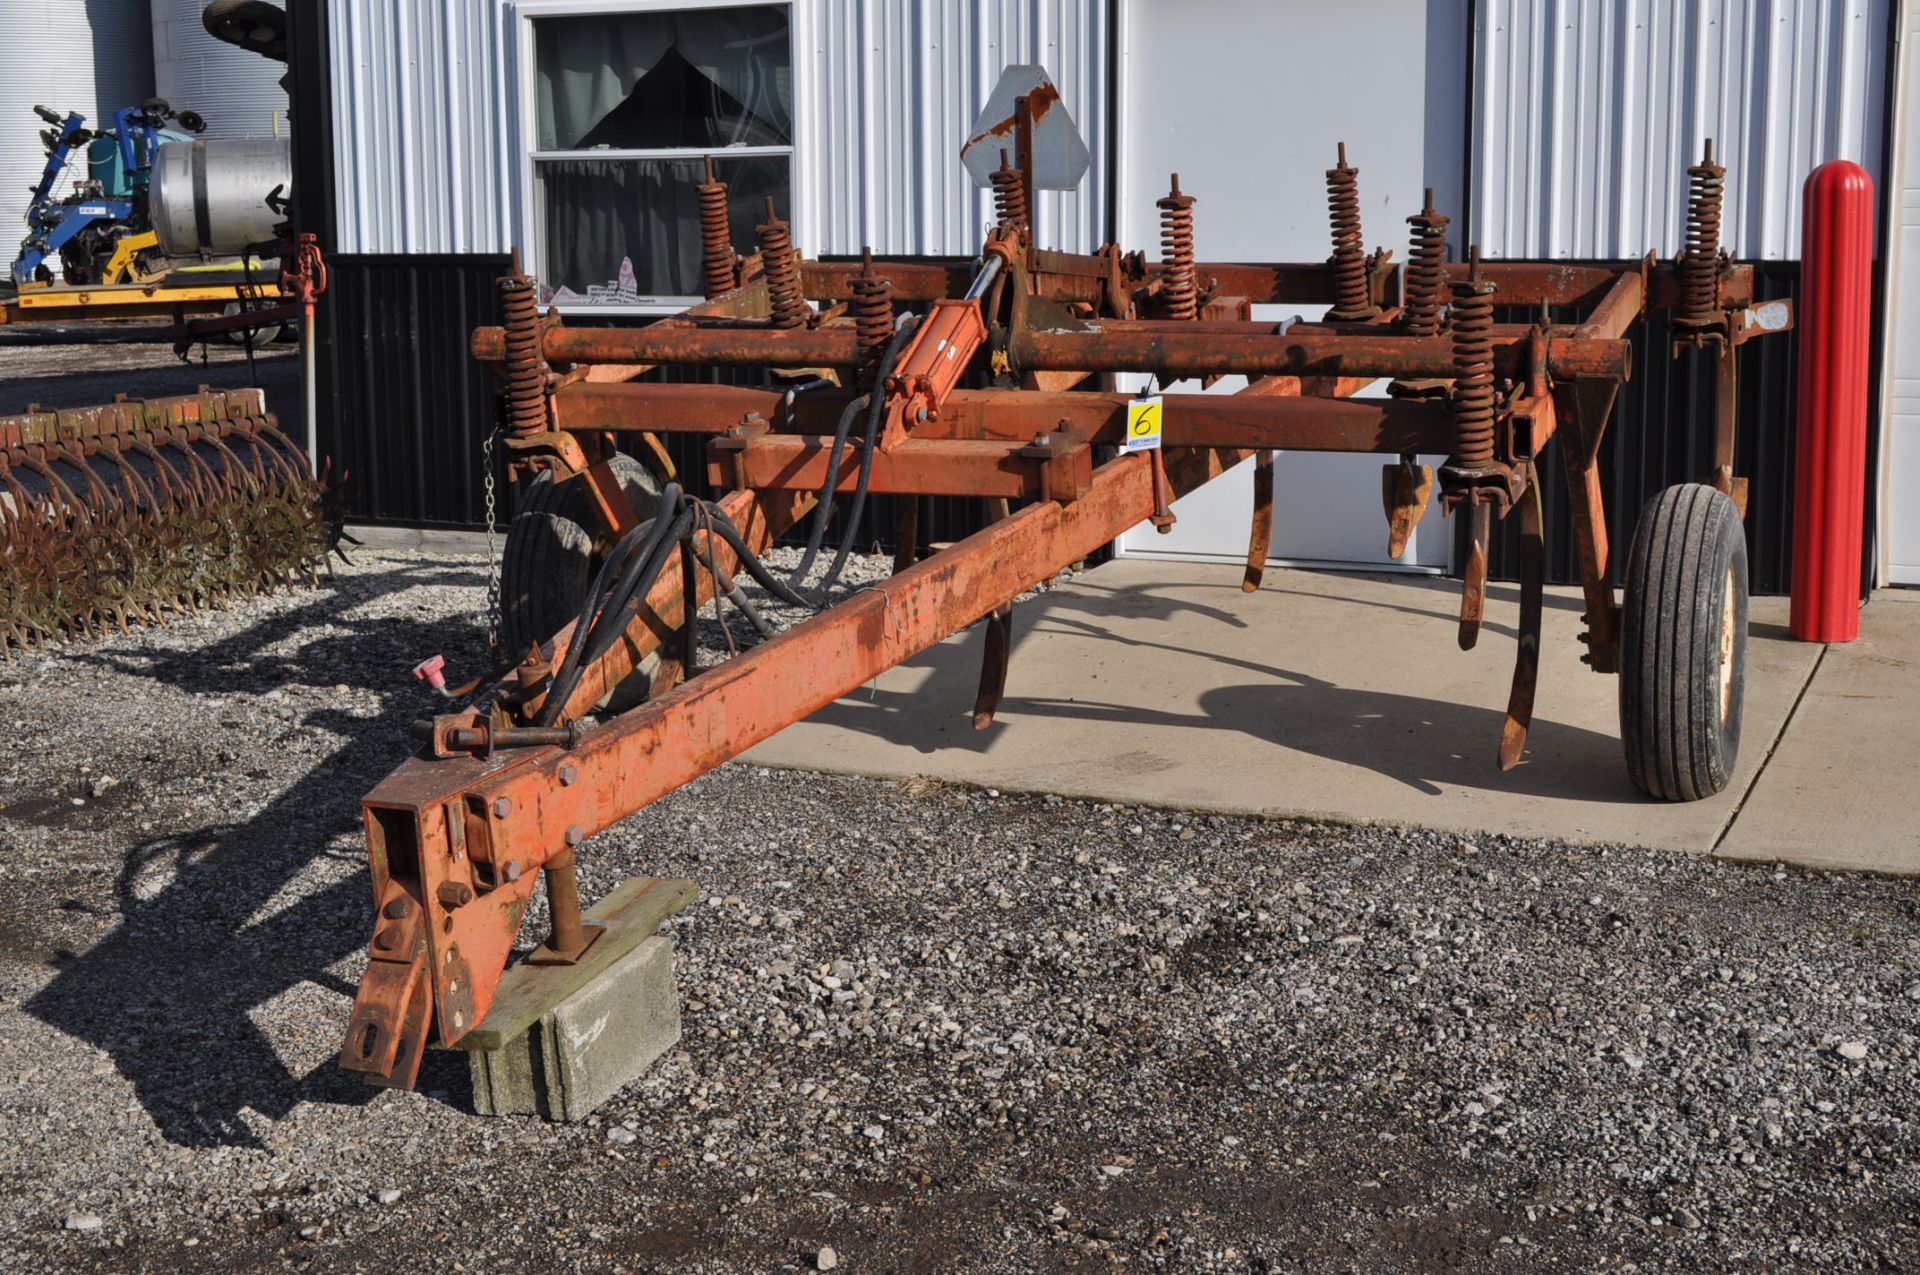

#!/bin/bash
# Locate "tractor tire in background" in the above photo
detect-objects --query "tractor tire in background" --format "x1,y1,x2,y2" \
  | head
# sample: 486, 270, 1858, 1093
1618, 483, 1749, 802
500, 453, 661, 712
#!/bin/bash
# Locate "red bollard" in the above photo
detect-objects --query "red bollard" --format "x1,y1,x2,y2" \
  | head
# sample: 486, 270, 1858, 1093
1790, 159, 1874, 642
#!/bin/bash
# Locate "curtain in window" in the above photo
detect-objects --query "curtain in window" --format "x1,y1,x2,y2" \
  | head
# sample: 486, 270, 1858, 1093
535, 8, 792, 151
541, 154, 787, 302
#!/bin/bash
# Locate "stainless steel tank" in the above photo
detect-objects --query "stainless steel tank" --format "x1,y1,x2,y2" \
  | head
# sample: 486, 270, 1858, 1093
149, 137, 291, 255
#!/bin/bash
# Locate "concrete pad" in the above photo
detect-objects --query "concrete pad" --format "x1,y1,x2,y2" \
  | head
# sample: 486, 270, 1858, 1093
1718, 590, 1920, 874
460, 876, 692, 1120
746, 559, 1821, 854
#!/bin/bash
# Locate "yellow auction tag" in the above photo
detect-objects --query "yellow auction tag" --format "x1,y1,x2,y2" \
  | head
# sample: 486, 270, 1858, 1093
1122, 395, 1163, 453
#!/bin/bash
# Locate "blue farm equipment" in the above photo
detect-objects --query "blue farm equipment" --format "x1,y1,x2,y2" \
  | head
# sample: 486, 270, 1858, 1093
11, 99, 206, 287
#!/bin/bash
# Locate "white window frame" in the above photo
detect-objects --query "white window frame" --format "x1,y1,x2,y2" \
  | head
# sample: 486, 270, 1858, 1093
510, 0, 810, 316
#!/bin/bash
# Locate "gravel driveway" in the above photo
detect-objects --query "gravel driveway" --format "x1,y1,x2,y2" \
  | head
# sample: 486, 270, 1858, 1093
1, 552, 1917, 1273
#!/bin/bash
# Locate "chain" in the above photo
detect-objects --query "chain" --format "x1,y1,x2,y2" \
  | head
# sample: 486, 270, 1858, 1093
481, 424, 502, 657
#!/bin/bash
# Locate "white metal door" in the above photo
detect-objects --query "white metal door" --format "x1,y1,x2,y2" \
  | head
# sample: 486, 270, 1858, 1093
1888, 0, 1920, 585
1113, 0, 1467, 570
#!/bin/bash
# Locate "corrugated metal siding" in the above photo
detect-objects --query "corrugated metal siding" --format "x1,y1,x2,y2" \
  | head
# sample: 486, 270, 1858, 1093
326, 0, 515, 254
1473, 0, 1890, 259
315, 255, 509, 524
327, 0, 1107, 258
0, 0, 156, 249
1478, 264, 1804, 593
154, 0, 290, 139
798, 0, 1109, 255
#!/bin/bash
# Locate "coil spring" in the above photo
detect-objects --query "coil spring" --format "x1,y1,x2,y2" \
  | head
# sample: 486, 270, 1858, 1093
1403, 188, 1450, 338
697, 157, 735, 299
499, 271, 545, 438
850, 266, 894, 382
756, 200, 808, 329
991, 150, 1028, 229
1158, 174, 1197, 322
1326, 143, 1372, 318
1449, 276, 1497, 469
1681, 140, 1725, 322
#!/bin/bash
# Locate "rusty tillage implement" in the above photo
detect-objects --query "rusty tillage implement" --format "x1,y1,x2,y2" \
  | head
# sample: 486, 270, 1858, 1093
0, 388, 329, 655
341, 109, 1791, 1089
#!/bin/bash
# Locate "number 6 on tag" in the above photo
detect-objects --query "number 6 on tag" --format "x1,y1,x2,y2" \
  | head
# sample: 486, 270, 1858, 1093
1122, 395, 1163, 453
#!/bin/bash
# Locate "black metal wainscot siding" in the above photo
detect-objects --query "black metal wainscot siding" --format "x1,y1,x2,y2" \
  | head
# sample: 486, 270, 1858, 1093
313, 254, 509, 526
1479, 261, 1803, 596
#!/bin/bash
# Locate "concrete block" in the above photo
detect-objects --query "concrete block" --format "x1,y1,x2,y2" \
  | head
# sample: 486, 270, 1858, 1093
457, 875, 693, 1120
468, 935, 680, 1120
541, 934, 681, 1121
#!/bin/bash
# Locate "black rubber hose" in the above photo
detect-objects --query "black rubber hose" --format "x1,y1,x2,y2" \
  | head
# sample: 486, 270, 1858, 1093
540, 483, 685, 722
788, 392, 869, 589
579, 494, 687, 664
699, 503, 818, 610
539, 526, 684, 725
582, 507, 695, 668
691, 535, 771, 636
824, 314, 921, 591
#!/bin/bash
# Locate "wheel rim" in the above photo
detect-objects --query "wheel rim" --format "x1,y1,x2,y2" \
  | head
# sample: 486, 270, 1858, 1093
1718, 563, 1736, 724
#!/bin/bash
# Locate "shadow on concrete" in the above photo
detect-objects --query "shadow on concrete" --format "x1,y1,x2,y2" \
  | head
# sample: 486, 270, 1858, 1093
20, 562, 485, 1147
801, 570, 1637, 803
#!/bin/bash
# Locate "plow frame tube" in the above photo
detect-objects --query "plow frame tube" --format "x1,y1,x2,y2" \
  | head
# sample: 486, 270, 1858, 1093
353, 445, 1240, 1069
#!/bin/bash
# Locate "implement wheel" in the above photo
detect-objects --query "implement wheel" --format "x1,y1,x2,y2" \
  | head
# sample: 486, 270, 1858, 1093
501, 454, 661, 708
1618, 483, 1748, 801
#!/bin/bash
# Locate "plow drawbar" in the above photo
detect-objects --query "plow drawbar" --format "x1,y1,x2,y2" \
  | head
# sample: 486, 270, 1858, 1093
338, 86, 1791, 1107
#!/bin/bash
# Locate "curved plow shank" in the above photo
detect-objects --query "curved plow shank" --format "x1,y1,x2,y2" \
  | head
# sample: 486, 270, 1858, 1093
0, 389, 329, 659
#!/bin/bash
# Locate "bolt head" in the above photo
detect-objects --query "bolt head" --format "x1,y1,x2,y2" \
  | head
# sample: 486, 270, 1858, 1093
492, 797, 513, 818
503, 861, 523, 883
566, 825, 585, 847
559, 763, 578, 786
381, 897, 412, 921
373, 926, 400, 951
436, 881, 475, 909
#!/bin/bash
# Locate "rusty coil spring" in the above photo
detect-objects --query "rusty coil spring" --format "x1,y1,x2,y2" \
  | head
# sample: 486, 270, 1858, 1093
499, 271, 546, 438
1448, 278, 1497, 469
1681, 141, 1726, 322
850, 270, 895, 381
1403, 188, 1450, 338
697, 157, 735, 299
756, 200, 808, 329
1326, 143, 1372, 318
1158, 174, 1198, 322
991, 150, 1028, 229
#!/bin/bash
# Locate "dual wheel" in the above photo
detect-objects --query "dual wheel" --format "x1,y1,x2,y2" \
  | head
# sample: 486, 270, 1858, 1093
1618, 482, 1748, 802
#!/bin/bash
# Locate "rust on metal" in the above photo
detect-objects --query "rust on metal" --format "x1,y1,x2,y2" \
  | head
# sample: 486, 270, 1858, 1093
338, 132, 1793, 1093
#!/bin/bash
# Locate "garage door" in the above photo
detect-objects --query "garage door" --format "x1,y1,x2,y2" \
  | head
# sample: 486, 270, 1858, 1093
1888, 1, 1920, 586
1113, 0, 1468, 572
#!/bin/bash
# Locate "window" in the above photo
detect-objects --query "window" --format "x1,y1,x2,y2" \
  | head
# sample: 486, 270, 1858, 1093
531, 3, 793, 307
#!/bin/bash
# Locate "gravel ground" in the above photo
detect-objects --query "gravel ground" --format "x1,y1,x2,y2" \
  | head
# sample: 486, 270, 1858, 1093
0, 330, 302, 446
2, 551, 1919, 1273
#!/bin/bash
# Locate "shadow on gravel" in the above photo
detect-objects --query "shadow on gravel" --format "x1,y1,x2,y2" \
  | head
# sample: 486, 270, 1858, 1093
22, 561, 485, 1148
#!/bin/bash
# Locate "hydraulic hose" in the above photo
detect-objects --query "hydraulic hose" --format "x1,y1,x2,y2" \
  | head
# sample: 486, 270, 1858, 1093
788, 393, 869, 588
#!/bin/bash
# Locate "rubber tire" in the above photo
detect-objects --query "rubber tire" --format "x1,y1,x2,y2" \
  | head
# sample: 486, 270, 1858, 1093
500, 453, 662, 710
1618, 483, 1749, 801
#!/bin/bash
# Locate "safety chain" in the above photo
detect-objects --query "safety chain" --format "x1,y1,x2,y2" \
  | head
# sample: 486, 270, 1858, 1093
481, 424, 503, 656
